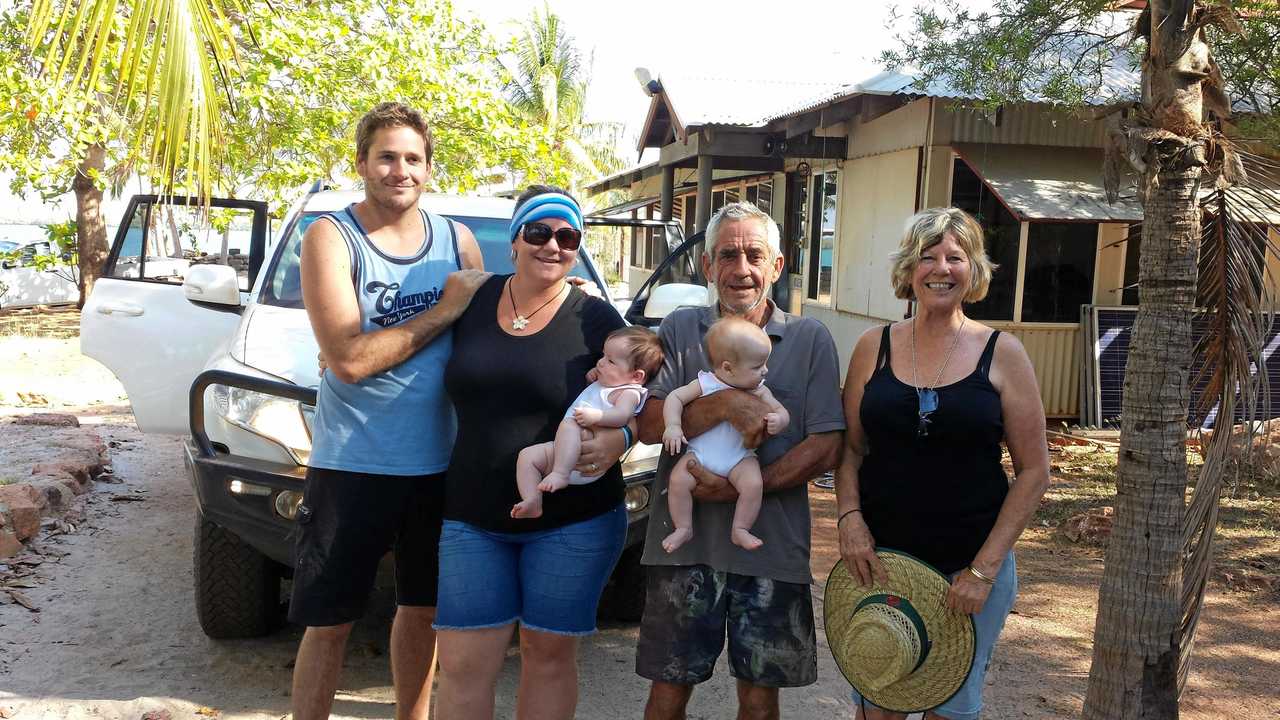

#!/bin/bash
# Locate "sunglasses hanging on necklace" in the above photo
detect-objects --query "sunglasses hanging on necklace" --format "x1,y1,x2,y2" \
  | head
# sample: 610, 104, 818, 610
910, 316, 965, 438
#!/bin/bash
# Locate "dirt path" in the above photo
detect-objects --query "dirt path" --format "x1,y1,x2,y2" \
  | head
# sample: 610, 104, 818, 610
0, 418, 857, 719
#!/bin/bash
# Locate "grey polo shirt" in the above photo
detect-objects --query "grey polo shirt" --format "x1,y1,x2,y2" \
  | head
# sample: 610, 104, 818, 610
641, 301, 846, 584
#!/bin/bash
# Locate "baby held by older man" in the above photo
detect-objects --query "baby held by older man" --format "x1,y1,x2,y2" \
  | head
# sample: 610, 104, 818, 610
513, 326, 664, 518
661, 316, 789, 552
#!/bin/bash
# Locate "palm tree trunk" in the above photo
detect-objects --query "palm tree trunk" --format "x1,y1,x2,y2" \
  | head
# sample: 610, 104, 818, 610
1084, 153, 1202, 720
72, 143, 109, 308
1084, 1, 1211, 716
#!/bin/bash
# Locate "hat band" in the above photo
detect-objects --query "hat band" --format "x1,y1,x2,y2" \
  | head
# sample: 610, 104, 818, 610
854, 593, 933, 674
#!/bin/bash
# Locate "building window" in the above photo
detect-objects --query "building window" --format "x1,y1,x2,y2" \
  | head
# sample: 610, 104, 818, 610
807, 170, 838, 303
712, 190, 726, 213
952, 158, 1019, 321
755, 180, 773, 215
683, 195, 696, 237
1021, 223, 1098, 323
784, 172, 808, 275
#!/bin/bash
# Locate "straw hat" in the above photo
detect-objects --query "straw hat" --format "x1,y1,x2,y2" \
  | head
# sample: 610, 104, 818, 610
824, 549, 976, 713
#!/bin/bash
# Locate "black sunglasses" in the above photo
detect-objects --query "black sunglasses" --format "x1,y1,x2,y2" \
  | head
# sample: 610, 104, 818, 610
521, 222, 582, 251
916, 387, 938, 438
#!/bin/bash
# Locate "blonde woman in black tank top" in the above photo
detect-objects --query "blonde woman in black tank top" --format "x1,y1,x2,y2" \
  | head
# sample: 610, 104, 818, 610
834, 208, 1051, 720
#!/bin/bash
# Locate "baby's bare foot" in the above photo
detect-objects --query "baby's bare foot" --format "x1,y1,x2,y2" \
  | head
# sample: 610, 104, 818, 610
538, 472, 570, 493
662, 527, 694, 553
731, 527, 763, 551
511, 498, 543, 519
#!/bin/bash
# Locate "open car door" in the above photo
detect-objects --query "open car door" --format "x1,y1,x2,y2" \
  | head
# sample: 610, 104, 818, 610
81, 195, 268, 434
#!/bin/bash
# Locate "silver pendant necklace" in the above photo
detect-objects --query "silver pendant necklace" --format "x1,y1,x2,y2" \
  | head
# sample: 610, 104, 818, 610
508, 278, 565, 331
910, 315, 966, 437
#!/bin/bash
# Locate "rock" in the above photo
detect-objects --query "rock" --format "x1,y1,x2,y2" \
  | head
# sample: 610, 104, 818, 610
9, 413, 80, 427
0, 529, 22, 558
1061, 506, 1114, 545
29, 479, 75, 510
0, 484, 46, 540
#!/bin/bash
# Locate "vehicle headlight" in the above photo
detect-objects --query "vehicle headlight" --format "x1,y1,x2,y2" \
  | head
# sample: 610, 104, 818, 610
211, 384, 312, 464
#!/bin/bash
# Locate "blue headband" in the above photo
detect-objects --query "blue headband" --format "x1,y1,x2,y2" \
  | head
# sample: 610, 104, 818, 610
509, 192, 584, 243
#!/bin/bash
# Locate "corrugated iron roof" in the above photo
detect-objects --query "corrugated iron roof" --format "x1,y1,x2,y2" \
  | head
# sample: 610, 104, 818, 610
655, 73, 849, 128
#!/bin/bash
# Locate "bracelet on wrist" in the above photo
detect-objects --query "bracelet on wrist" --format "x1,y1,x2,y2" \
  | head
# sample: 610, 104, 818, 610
620, 425, 634, 450
966, 564, 997, 585
837, 508, 861, 526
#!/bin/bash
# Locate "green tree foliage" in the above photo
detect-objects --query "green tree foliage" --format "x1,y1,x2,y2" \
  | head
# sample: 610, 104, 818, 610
502, 3, 624, 194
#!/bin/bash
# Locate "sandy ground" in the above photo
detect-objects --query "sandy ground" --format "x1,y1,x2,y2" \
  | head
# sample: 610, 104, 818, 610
1, 321, 1278, 718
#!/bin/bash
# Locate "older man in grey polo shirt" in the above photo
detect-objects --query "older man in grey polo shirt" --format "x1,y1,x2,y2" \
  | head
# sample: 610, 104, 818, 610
634, 201, 845, 720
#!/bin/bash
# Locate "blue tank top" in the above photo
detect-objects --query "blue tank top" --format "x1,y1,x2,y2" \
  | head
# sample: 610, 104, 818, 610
308, 205, 461, 475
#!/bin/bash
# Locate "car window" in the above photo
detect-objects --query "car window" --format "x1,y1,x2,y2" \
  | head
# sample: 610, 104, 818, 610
107, 201, 257, 289
260, 210, 592, 308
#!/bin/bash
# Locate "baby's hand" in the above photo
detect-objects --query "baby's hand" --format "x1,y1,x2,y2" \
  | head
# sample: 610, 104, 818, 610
585, 367, 600, 383
765, 412, 784, 434
663, 425, 686, 454
573, 407, 603, 427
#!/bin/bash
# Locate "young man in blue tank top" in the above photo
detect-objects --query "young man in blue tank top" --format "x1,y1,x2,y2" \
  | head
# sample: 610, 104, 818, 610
293, 102, 488, 720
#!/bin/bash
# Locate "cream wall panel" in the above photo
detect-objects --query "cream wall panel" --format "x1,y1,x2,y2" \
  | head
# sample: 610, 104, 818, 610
800, 305, 883, 383
1094, 223, 1129, 306
1265, 227, 1280, 306
922, 146, 954, 208
847, 99, 930, 160
834, 148, 918, 322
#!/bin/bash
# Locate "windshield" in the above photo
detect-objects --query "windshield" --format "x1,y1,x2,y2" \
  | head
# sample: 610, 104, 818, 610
260, 211, 595, 308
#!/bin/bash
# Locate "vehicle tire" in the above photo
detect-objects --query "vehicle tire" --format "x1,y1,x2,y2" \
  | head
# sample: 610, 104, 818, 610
599, 544, 646, 622
194, 512, 282, 639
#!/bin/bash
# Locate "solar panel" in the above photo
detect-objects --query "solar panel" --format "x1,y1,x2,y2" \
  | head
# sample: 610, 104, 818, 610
1091, 307, 1280, 429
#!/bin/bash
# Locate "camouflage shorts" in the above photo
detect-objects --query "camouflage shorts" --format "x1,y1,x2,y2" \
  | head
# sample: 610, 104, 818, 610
635, 564, 817, 688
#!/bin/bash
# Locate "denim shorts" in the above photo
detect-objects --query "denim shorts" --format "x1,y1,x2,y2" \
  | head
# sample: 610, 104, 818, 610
434, 504, 627, 636
850, 552, 1018, 720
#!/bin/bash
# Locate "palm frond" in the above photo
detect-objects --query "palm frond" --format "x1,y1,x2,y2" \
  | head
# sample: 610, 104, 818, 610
1180, 139, 1280, 691
25, 0, 247, 203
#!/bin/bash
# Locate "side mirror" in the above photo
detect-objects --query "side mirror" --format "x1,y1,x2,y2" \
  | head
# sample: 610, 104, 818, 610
644, 283, 709, 320
184, 264, 242, 307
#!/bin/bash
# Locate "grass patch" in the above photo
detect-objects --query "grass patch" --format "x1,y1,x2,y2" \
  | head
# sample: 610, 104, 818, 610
1032, 438, 1280, 586
0, 307, 80, 339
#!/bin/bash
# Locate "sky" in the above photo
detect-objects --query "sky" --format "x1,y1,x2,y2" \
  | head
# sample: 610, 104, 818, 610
2, 0, 909, 227
465, 0, 902, 160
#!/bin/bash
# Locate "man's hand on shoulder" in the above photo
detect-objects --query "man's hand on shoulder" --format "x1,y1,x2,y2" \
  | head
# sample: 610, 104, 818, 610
566, 276, 603, 298
439, 269, 490, 316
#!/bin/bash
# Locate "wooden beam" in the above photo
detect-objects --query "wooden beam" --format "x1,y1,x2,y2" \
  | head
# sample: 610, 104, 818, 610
778, 133, 847, 159
696, 155, 713, 232
861, 94, 911, 123
776, 96, 862, 138
660, 165, 675, 221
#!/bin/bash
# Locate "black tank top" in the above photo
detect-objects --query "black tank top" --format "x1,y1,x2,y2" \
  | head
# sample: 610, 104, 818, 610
858, 325, 1009, 574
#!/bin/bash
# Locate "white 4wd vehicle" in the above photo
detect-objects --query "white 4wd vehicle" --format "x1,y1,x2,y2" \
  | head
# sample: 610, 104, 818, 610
82, 185, 690, 638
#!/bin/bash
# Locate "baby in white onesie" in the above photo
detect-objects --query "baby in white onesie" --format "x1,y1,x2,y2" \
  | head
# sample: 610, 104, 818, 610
513, 326, 664, 519
662, 316, 789, 552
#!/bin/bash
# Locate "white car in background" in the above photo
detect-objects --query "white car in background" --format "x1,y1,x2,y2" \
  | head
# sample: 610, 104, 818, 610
81, 184, 685, 638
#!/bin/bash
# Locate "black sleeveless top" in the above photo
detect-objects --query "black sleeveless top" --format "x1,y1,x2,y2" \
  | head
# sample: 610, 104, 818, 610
858, 325, 1009, 574
443, 275, 626, 533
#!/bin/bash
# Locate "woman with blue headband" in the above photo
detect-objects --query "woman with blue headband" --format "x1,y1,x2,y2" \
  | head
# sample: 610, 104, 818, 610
435, 184, 632, 719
